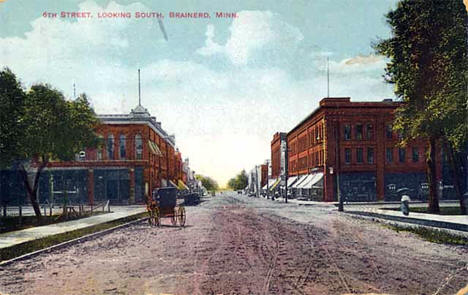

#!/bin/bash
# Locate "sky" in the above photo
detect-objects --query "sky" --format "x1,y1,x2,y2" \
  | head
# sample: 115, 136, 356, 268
0, 0, 400, 186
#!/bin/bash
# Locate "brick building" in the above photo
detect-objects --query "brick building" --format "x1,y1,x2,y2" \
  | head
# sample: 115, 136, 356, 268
1, 104, 188, 205
271, 97, 454, 202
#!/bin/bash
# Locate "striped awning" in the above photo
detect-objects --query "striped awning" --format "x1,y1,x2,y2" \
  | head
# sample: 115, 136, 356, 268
148, 140, 163, 156
178, 180, 189, 190
269, 178, 281, 191
291, 175, 307, 188
169, 180, 178, 188
301, 172, 324, 189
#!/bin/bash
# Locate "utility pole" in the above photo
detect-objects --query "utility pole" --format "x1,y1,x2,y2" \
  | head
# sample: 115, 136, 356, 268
327, 56, 330, 98
266, 160, 270, 199
138, 69, 141, 106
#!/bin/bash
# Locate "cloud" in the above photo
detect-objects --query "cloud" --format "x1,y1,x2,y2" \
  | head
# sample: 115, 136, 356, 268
197, 10, 304, 65
325, 54, 387, 74
0, 3, 394, 186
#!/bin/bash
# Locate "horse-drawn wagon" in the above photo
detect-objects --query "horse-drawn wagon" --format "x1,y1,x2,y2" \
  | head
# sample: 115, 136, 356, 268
147, 187, 186, 227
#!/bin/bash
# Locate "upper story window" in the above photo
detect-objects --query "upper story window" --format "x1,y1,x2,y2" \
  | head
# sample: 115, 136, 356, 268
107, 134, 114, 160
366, 124, 373, 140
97, 135, 104, 160
356, 148, 363, 163
367, 147, 374, 164
355, 124, 363, 140
386, 124, 393, 139
399, 148, 406, 163
345, 148, 351, 164
119, 134, 126, 159
412, 147, 419, 162
386, 147, 393, 163
344, 124, 351, 141
135, 134, 143, 160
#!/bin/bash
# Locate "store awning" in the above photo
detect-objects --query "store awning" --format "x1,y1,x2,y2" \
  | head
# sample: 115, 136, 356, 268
297, 172, 324, 189
262, 178, 277, 190
302, 172, 324, 189
168, 180, 178, 188
291, 175, 306, 188
148, 140, 163, 156
287, 176, 298, 187
269, 178, 281, 191
178, 180, 189, 190
297, 174, 315, 189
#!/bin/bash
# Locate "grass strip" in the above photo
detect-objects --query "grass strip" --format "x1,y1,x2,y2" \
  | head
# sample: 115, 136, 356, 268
385, 224, 468, 246
0, 212, 148, 262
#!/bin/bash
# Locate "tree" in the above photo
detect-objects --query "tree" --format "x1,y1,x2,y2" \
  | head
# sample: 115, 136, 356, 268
195, 174, 219, 191
375, 0, 467, 214
0, 68, 26, 166
227, 170, 249, 190
0, 70, 99, 219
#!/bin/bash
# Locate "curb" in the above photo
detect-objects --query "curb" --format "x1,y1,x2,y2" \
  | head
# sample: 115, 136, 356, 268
346, 210, 468, 233
346, 213, 468, 239
0, 216, 148, 267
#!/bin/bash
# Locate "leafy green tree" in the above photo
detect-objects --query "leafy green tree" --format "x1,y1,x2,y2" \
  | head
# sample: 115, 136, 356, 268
0, 70, 99, 219
227, 170, 249, 190
20, 86, 99, 218
375, 0, 467, 213
195, 174, 219, 192
0, 68, 26, 165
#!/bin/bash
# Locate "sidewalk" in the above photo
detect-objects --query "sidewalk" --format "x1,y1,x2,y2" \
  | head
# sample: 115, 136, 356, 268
345, 205, 468, 232
269, 196, 467, 233
0, 206, 146, 250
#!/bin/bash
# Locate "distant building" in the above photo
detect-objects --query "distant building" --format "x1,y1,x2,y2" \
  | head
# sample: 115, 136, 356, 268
270, 97, 462, 202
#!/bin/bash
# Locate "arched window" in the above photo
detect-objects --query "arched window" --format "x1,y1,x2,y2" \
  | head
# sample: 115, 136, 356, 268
135, 134, 143, 160
107, 134, 114, 160
97, 135, 104, 160
119, 134, 126, 159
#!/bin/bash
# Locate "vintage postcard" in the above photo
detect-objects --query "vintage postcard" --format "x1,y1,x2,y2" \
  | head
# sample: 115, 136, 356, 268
0, 0, 467, 294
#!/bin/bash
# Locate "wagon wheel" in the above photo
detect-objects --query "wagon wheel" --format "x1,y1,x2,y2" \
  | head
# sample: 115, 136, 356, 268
171, 209, 177, 226
177, 206, 186, 227
147, 207, 154, 226
154, 207, 160, 227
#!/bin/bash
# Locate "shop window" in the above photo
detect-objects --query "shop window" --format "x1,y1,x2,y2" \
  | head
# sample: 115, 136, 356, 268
345, 148, 351, 164
367, 147, 374, 164
344, 125, 351, 141
356, 124, 363, 140
356, 148, 363, 163
412, 147, 419, 162
386, 148, 393, 163
399, 148, 406, 163
366, 124, 373, 140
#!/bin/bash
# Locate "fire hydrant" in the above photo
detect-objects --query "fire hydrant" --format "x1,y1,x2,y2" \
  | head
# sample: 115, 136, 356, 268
401, 195, 411, 216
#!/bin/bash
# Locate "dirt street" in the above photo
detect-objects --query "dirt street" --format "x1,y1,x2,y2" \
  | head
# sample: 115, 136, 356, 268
0, 194, 467, 295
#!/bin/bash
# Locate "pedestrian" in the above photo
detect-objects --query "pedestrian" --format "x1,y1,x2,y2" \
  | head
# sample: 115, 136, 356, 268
401, 194, 410, 216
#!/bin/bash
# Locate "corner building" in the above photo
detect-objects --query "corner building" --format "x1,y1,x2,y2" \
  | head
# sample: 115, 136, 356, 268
40, 104, 186, 205
276, 97, 446, 202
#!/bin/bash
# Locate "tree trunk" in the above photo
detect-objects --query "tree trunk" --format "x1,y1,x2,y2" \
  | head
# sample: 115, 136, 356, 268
19, 161, 48, 220
443, 139, 466, 215
426, 137, 440, 214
